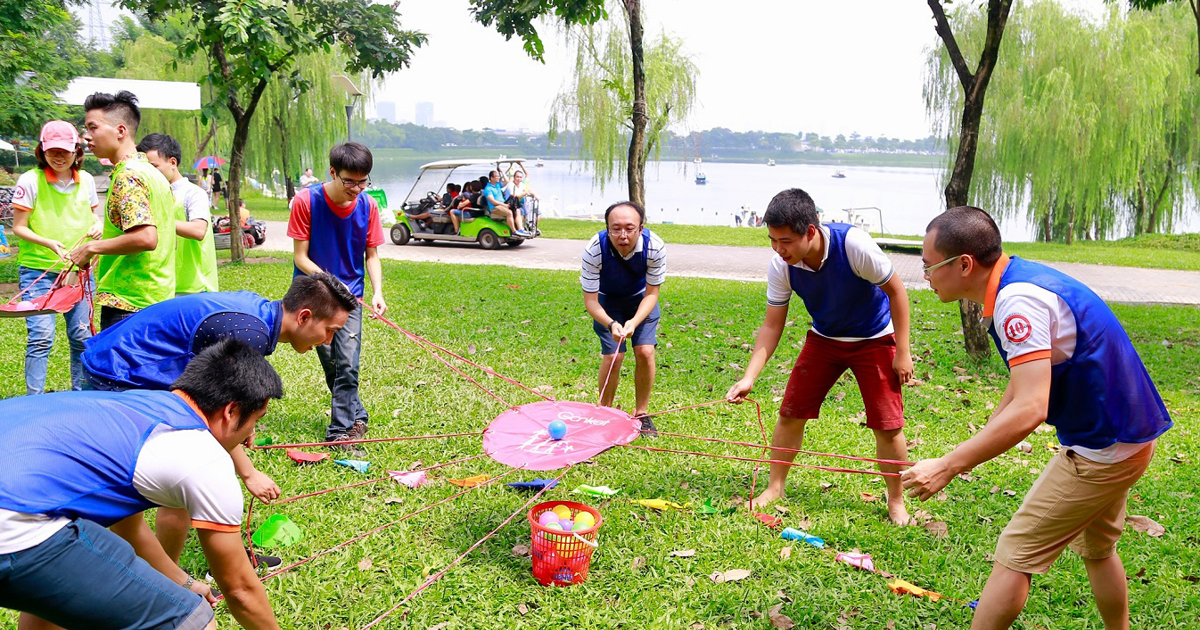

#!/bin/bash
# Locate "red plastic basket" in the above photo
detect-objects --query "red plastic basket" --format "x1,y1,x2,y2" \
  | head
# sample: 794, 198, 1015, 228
527, 500, 602, 586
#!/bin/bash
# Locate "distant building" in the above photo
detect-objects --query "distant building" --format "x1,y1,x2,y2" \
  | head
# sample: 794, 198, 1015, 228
415, 102, 434, 127
376, 101, 396, 124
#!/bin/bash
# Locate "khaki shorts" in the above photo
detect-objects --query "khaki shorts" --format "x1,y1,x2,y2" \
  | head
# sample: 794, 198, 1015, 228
994, 441, 1156, 574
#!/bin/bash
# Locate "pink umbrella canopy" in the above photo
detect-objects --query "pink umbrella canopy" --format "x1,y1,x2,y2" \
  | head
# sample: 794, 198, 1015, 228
483, 401, 641, 471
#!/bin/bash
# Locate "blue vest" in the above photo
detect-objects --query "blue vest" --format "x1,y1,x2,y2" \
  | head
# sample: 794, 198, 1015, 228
988, 257, 1172, 449
82, 291, 281, 390
598, 228, 652, 299
787, 223, 891, 338
294, 183, 371, 297
0, 390, 210, 526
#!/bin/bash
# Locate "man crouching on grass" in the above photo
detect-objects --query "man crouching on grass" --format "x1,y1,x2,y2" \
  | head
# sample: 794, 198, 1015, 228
0, 339, 286, 630
902, 206, 1171, 630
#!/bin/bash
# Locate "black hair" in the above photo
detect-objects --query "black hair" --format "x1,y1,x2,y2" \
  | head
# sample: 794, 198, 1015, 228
136, 132, 182, 165
83, 90, 141, 134
35, 141, 84, 172
447, 183, 461, 193
604, 200, 646, 225
283, 272, 357, 320
329, 142, 373, 174
925, 206, 1003, 266
170, 338, 284, 428
763, 188, 820, 234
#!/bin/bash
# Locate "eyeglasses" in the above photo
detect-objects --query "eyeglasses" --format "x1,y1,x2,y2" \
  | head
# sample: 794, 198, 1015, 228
608, 226, 641, 236
337, 175, 371, 190
922, 254, 963, 278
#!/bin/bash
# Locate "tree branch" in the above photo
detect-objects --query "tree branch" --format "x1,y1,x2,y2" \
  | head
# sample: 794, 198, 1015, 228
969, 0, 1013, 102
927, 0, 975, 90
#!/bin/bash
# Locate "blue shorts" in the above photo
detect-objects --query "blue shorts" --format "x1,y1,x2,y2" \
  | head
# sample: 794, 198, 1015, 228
592, 293, 660, 355
0, 519, 212, 630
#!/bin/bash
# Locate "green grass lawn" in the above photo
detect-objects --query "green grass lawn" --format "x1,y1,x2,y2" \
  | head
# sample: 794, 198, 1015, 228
538, 219, 1200, 271
1, 259, 1196, 629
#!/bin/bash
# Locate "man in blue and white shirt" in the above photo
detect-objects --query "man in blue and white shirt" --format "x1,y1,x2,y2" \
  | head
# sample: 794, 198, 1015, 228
581, 200, 667, 433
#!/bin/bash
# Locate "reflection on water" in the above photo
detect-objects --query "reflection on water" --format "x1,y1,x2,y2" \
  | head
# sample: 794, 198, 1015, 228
367, 157, 1195, 242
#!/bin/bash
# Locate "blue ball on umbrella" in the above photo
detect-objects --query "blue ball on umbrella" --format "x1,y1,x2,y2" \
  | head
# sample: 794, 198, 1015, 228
548, 420, 567, 441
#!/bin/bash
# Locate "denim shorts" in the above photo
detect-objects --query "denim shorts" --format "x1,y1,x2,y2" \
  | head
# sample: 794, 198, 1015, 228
0, 519, 213, 630
592, 293, 660, 355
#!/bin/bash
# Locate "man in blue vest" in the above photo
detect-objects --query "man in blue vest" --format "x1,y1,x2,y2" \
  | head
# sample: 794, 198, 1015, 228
80, 272, 356, 564
581, 201, 667, 434
903, 206, 1171, 630
726, 188, 914, 524
0, 339, 285, 630
288, 142, 386, 454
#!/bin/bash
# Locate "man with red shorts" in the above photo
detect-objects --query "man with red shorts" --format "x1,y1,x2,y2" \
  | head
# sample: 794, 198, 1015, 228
727, 188, 914, 524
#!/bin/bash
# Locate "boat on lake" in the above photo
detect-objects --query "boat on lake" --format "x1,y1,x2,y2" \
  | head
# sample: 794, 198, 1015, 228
767, 159, 776, 166
832, 170, 846, 178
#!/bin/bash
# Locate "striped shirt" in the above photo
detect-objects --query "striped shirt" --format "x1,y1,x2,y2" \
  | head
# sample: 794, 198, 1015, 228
581, 230, 667, 294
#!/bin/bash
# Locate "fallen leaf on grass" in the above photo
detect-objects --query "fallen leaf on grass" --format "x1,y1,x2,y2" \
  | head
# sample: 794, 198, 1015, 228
860, 492, 879, 503
690, 624, 705, 630
924, 521, 949, 538
516, 603, 531, 615
990, 486, 1001, 494
356, 557, 373, 570
777, 589, 793, 603
669, 549, 697, 558
796, 518, 812, 530
427, 623, 450, 630
383, 497, 403, 505
819, 482, 835, 492
773, 505, 790, 515
768, 604, 795, 629
1126, 515, 1165, 537
511, 544, 530, 557
779, 546, 793, 559
631, 556, 646, 569
1017, 441, 1033, 453
1003, 490, 1018, 497
709, 569, 751, 584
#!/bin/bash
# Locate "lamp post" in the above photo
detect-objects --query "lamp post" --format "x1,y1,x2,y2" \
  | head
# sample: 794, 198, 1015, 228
332, 74, 363, 142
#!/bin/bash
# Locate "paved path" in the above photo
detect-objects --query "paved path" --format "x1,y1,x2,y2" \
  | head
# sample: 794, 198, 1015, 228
260, 221, 1200, 306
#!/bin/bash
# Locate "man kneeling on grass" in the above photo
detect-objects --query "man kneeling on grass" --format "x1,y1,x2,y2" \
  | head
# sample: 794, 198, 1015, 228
902, 206, 1172, 630
0, 339, 285, 630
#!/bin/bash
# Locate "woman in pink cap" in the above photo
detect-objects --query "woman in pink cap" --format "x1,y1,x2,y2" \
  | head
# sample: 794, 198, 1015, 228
10, 120, 102, 394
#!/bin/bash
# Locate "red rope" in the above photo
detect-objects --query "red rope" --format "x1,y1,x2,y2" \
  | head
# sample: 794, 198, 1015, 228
361, 467, 569, 629
653, 431, 914, 467
619, 443, 901, 478
216, 468, 522, 602
269, 454, 486, 506
362, 301, 553, 404
250, 432, 484, 451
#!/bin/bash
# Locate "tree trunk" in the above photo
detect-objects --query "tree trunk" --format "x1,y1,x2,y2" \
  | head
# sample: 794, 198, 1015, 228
277, 115, 296, 200
624, 0, 648, 209
226, 115, 251, 262
929, 0, 1012, 361
193, 120, 217, 166
1066, 203, 1075, 245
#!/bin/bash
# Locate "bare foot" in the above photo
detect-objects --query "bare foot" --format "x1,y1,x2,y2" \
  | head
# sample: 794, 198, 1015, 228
750, 485, 786, 509
886, 498, 911, 526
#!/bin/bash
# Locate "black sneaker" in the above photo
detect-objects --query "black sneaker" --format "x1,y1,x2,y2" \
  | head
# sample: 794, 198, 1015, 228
246, 547, 282, 570
637, 415, 658, 437
325, 434, 367, 459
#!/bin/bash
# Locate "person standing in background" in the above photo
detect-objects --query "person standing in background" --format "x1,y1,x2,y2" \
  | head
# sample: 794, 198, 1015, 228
138, 133, 218, 295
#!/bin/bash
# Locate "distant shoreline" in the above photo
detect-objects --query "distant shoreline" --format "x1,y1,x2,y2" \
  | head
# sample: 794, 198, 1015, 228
371, 147, 947, 170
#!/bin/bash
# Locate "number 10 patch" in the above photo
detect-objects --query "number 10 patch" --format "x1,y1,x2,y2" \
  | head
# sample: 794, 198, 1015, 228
1003, 313, 1032, 343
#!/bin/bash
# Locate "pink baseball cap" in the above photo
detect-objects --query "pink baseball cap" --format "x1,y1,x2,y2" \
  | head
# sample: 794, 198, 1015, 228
40, 120, 79, 153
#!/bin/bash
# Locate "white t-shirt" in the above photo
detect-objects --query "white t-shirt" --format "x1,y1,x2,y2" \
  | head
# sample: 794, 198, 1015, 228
0, 425, 243, 554
991, 280, 1150, 463
10, 169, 100, 213
172, 177, 212, 225
766, 225, 895, 341
580, 230, 667, 294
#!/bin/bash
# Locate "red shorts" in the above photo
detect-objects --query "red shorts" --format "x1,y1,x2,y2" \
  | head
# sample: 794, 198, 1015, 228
779, 330, 905, 431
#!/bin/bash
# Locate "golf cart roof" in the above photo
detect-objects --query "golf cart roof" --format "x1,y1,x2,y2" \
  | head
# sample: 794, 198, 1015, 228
418, 158, 526, 170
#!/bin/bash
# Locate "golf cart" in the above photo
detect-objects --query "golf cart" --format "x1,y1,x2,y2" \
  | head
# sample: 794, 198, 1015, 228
388, 158, 540, 250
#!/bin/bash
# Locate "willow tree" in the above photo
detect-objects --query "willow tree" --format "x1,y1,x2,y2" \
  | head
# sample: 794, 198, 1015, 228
549, 1, 698, 208
115, 30, 230, 164
925, 0, 1014, 359
1127, 0, 1200, 76
120, 0, 426, 262
927, 2, 1200, 241
246, 51, 369, 199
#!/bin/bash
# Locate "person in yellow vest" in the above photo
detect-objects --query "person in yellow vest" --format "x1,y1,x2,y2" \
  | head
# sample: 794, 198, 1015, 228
9, 120, 103, 394
68, 91, 175, 330
138, 133, 219, 295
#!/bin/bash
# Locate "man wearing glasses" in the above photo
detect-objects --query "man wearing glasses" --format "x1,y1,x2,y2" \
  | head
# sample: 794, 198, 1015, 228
581, 201, 667, 434
903, 206, 1170, 630
288, 142, 387, 454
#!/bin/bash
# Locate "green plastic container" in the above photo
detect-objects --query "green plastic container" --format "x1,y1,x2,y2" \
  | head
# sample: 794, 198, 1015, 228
365, 188, 388, 209
250, 514, 303, 548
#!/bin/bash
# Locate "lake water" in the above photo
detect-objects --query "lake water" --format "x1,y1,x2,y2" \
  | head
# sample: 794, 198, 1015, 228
368, 158, 1195, 242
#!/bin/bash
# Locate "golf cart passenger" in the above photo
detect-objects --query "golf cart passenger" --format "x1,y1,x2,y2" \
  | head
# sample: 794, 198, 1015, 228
484, 170, 528, 236
441, 183, 461, 209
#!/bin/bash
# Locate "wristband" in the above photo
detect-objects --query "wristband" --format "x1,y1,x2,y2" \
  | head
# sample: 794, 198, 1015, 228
182, 575, 195, 589
607, 320, 617, 330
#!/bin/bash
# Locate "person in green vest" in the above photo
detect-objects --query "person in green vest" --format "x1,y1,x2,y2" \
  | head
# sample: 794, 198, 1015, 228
138, 133, 219, 295
68, 91, 176, 330
9, 120, 103, 394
